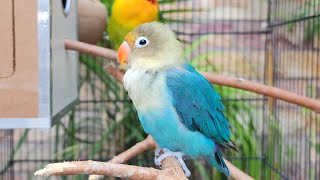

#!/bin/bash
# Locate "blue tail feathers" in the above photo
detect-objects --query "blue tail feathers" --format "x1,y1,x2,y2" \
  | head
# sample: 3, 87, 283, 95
208, 150, 230, 177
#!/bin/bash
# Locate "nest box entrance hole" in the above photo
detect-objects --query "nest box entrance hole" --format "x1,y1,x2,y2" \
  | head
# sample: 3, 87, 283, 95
62, 0, 71, 16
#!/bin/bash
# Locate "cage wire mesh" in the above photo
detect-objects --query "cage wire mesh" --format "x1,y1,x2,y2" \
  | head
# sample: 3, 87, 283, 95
0, 0, 319, 179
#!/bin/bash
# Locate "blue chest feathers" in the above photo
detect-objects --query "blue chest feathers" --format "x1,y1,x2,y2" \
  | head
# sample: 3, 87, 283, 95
123, 69, 179, 144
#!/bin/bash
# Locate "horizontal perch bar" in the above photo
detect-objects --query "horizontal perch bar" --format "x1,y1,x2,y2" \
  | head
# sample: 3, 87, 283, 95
65, 39, 117, 60
64, 39, 320, 112
202, 73, 320, 112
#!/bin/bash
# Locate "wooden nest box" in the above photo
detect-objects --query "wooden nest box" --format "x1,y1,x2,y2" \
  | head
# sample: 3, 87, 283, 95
0, 0, 79, 128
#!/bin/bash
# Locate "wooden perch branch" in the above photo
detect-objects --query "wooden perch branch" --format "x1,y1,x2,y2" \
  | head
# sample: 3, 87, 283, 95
35, 161, 162, 179
108, 135, 187, 179
202, 73, 320, 112
34, 136, 187, 180
35, 136, 253, 180
35, 161, 188, 180
108, 135, 156, 164
65, 39, 117, 60
110, 136, 253, 180
64, 39, 320, 112
224, 159, 254, 180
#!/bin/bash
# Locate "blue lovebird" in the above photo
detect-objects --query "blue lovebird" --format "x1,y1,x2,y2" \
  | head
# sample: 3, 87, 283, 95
117, 22, 237, 177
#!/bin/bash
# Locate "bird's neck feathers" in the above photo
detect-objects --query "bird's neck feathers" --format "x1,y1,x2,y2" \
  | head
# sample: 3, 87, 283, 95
128, 56, 185, 71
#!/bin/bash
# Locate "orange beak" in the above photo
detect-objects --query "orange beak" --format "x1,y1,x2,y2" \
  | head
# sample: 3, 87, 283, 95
117, 41, 131, 66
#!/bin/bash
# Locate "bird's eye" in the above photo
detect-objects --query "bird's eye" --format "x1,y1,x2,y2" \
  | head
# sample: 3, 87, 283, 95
135, 36, 150, 49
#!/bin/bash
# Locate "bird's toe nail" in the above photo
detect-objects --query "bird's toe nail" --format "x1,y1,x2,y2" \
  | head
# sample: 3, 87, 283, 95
162, 148, 170, 153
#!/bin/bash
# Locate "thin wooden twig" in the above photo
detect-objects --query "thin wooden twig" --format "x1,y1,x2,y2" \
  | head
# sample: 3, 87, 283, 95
109, 135, 156, 164
104, 65, 124, 84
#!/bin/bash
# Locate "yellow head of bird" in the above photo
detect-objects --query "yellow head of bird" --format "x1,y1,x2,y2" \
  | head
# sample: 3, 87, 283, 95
112, 0, 159, 28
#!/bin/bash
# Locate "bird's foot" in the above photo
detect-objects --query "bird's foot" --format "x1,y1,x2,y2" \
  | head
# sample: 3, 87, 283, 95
155, 147, 161, 157
154, 148, 191, 177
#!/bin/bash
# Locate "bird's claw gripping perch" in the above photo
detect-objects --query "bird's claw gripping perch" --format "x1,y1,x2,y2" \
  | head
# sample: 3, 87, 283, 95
154, 147, 161, 157
154, 148, 191, 177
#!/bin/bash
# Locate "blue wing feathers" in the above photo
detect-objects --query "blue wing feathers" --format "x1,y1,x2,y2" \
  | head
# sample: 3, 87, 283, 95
165, 63, 235, 150
183, 63, 226, 111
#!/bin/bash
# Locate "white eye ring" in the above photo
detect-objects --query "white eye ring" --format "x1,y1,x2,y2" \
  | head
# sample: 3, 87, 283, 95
135, 36, 150, 49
